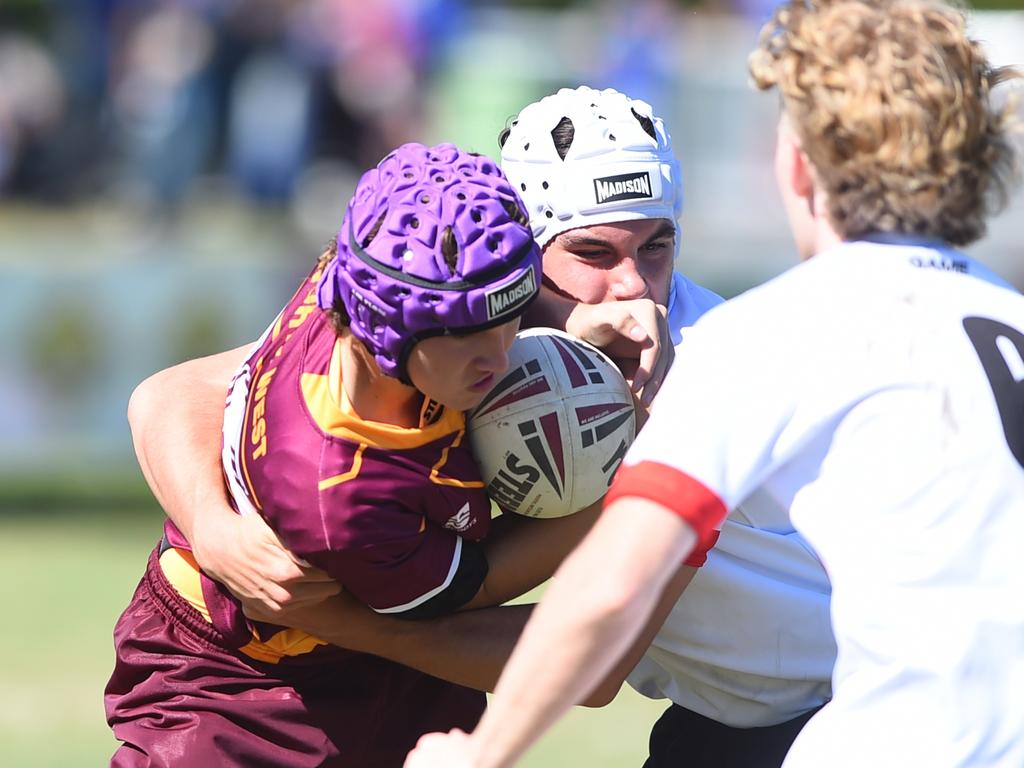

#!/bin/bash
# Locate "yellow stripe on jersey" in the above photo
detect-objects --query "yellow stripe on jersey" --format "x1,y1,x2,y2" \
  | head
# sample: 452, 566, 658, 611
160, 546, 328, 663
159, 547, 212, 624
430, 429, 485, 489
319, 443, 366, 491
239, 627, 327, 664
299, 341, 467, 450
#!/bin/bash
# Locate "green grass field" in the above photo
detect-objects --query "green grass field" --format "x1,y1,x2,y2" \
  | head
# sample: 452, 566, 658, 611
0, 506, 663, 767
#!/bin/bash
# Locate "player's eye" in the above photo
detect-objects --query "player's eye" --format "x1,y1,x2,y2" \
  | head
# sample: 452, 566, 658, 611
642, 240, 673, 256
572, 248, 614, 262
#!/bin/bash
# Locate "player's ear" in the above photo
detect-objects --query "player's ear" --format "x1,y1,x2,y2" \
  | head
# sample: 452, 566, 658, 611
777, 123, 815, 203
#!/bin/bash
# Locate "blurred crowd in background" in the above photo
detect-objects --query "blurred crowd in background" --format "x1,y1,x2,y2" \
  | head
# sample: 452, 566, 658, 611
1, 0, 1022, 485
0, 0, 472, 207
0, 0, 785, 209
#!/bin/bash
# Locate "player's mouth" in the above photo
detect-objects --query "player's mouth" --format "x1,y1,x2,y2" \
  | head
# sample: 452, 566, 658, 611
469, 372, 496, 392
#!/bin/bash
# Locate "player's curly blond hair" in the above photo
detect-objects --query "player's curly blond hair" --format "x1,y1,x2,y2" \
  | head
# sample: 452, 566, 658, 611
749, 0, 1020, 246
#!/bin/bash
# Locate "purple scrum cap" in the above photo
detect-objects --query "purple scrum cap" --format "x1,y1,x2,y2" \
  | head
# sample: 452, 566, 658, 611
317, 143, 541, 382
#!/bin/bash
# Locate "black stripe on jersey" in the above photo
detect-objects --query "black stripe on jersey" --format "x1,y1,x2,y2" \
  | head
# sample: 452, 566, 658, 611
395, 540, 489, 620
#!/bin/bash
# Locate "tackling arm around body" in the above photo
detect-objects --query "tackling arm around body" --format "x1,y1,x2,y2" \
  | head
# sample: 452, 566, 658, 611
128, 350, 678, 702
127, 345, 338, 612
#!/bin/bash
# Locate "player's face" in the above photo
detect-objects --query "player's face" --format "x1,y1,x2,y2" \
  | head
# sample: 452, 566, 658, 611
541, 219, 675, 306
407, 317, 522, 412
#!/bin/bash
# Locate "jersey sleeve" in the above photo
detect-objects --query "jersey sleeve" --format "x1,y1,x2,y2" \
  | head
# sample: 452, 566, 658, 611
605, 461, 725, 566
300, 491, 489, 619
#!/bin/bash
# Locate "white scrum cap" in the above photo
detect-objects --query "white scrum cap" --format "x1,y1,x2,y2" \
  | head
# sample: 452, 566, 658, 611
500, 85, 683, 249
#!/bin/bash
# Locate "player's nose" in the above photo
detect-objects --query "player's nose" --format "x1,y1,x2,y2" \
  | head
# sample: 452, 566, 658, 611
610, 259, 651, 301
475, 321, 516, 375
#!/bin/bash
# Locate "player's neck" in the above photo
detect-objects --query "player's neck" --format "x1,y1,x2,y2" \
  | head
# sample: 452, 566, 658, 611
338, 335, 423, 427
799, 201, 843, 262
810, 219, 843, 260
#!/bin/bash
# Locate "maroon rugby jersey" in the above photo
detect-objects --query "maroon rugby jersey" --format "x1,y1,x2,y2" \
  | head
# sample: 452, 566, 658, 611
163, 262, 494, 662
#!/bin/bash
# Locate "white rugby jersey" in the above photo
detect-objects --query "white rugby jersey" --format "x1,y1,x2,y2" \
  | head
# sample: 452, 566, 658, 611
630, 272, 834, 727
666, 269, 724, 346
616, 239, 1024, 765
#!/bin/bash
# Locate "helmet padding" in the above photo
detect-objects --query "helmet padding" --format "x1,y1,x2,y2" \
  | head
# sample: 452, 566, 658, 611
317, 143, 541, 382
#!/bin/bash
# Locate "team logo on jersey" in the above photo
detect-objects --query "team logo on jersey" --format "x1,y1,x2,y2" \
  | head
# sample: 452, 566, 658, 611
593, 171, 653, 205
444, 502, 474, 533
421, 398, 445, 426
486, 265, 537, 320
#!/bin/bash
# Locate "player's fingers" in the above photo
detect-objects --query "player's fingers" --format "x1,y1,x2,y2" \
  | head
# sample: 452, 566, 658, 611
625, 305, 666, 396
244, 579, 294, 609
258, 551, 308, 586
286, 580, 343, 607
241, 601, 282, 624
295, 563, 336, 582
639, 326, 674, 406
404, 730, 473, 768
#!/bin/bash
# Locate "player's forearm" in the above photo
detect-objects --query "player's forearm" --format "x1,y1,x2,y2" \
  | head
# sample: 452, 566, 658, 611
466, 500, 698, 768
127, 346, 249, 539
585, 561, 697, 705
522, 283, 577, 331
295, 598, 534, 693
464, 501, 602, 610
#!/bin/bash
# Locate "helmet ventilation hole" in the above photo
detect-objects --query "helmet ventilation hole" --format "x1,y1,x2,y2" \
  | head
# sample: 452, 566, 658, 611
631, 108, 657, 140
440, 226, 459, 272
551, 116, 574, 160
363, 212, 387, 248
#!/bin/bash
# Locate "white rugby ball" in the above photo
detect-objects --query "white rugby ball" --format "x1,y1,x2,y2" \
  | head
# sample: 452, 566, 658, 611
468, 328, 636, 518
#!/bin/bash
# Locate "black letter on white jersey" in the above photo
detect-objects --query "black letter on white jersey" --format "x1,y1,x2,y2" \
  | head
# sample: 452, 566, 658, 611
963, 316, 1024, 469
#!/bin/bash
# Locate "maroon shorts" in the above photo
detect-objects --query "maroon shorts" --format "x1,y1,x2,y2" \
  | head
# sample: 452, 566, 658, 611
104, 548, 484, 767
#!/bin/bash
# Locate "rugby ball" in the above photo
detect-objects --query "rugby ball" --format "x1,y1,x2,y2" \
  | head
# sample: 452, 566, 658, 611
468, 328, 636, 518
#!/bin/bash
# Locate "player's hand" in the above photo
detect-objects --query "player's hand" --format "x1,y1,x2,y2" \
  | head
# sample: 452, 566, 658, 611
192, 507, 339, 617
404, 729, 480, 768
564, 298, 673, 407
